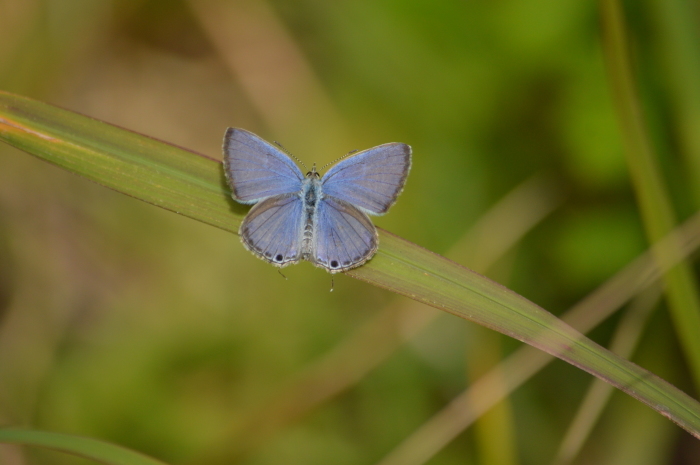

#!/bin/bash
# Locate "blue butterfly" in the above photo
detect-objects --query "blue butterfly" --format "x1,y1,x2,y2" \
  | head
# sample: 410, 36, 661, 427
223, 128, 412, 273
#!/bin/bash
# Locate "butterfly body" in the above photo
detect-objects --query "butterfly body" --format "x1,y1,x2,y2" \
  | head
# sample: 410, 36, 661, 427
223, 128, 410, 273
300, 171, 321, 261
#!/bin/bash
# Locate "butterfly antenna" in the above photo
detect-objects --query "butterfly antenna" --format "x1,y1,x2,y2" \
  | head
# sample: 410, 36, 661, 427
274, 140, 308, 171
320, 149, 359, 172
278, 269, 288, 280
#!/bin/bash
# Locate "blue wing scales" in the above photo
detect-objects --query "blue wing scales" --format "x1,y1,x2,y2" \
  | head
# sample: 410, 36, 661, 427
321, 143, 411, 215
313, 196, 378, 273
239, 194, 304, 267
223, 128, 304, 204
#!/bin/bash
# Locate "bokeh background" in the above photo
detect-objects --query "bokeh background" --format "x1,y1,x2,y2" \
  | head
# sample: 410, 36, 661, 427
1, 0, 700, 464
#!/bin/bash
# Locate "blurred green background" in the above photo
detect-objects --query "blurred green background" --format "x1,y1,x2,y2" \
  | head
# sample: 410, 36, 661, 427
1, 0, 700, 464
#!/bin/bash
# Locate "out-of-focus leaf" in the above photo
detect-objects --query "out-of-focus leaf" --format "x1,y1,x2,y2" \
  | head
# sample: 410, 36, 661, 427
0, 429, 168, 465
600, 0, 700, 388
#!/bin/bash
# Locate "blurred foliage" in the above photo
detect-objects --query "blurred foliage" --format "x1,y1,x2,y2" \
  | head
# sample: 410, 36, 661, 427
1, 0, 700, 464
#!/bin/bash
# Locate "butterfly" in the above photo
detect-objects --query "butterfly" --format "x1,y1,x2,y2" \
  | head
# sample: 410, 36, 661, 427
222, 128, 411, 274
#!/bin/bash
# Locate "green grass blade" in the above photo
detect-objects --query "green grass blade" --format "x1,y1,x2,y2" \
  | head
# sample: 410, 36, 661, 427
651, 0, 700, 202
2, 90, 700, 439
600, 0, 700, 388
0, 429, 168, 465
0, 91, 240, 233
553, 287, 661, 465
374, 210, 700, 465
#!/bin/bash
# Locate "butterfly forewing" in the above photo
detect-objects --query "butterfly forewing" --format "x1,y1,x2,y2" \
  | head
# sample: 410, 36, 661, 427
321, 143, 411, 215
313, 195, 378, 273
223, 128, 304, 204
240, 194, 304, 267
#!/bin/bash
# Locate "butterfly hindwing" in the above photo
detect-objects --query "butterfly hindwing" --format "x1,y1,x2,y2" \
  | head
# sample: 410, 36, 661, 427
223, 128, 304, 204
313, 195, 378, 273
240, 194, 304, 268
321, 143, 411, 215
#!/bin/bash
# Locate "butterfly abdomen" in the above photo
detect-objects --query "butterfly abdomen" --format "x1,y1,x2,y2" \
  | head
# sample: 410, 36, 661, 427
300, 177, 321, 260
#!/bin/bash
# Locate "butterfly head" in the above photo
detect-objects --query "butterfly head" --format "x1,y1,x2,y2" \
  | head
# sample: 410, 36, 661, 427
306, 163, 321, 179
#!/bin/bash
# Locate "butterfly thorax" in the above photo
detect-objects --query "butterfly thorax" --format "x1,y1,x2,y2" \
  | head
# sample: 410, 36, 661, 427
300, 173, 322, 259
